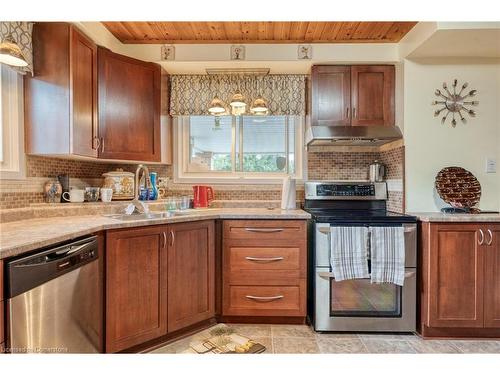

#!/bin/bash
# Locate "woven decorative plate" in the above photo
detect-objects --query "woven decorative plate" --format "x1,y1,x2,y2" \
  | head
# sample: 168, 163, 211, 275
435, 167, 481, 208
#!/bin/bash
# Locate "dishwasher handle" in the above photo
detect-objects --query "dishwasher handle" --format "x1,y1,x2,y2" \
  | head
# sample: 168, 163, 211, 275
6, 236, 99, 298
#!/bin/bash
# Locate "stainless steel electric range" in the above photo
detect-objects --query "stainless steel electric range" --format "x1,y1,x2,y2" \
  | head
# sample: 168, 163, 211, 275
303, 181, 418, 332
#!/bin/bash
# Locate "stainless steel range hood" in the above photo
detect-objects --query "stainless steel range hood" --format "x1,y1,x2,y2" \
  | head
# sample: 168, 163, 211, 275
305, 126, 403, 147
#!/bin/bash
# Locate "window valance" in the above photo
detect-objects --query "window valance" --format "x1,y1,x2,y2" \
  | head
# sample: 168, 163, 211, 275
169, 74, 306, 116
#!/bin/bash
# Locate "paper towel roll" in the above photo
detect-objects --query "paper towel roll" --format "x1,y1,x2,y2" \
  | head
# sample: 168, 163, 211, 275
281, 176, 296, 210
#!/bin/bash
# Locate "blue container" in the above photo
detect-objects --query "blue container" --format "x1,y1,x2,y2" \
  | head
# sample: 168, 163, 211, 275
149, 172, 158, 200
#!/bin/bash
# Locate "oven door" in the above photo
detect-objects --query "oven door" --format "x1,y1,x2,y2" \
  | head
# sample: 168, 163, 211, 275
313, 222, 417, 332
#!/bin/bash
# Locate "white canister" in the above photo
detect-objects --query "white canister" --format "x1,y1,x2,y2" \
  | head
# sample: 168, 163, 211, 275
100, 188, 113, 203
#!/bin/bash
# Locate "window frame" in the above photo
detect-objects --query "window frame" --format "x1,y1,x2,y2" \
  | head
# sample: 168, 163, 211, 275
174, 115, 305, 184
0, 65, 25, 180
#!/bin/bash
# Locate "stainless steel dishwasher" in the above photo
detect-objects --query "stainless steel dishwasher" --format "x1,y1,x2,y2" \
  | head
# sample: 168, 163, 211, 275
6, 236, 103, 353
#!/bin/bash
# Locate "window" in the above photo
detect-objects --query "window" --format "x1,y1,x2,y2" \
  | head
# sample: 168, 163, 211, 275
0, 65, 25, 179
175, 115, 303, 183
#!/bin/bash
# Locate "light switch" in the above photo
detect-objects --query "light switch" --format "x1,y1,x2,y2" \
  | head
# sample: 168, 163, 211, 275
486, 158, 497, 173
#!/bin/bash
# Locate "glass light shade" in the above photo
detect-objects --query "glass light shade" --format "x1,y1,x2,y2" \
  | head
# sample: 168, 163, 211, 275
208, 96, 227, 115
229, 92, 246, 108
0, 39, 28, 67
250, 97, 269, 115
231, 104, 246, 116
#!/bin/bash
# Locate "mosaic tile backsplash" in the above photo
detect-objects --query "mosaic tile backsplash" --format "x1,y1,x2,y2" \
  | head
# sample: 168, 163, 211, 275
1, 146, 404, 212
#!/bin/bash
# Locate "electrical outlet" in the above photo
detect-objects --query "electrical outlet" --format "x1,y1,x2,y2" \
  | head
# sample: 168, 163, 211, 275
486, 158, 497, 173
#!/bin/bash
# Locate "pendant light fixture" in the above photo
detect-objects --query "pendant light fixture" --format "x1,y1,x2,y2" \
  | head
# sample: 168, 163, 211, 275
0, 23, 28, 67
229, 76, 246, 116
229, 91, 246, 116
208, 75, 227, 115
250, 76, 269, 115
208, 96, 226, 115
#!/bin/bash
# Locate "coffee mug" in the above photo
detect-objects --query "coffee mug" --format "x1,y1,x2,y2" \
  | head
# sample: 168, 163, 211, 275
62, 189, 85, 203
100, 188, 113, 202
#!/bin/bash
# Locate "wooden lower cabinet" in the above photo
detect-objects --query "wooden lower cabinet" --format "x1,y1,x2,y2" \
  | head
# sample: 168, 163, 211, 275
167, 221, 215, 332
484, 226, 500, 327
1, 300, 4, 353
223, 220, 307, 319
105, 220, 215, 352
420, 222, 500, 337
1, 259, 4, 352
106, 225, 168, 353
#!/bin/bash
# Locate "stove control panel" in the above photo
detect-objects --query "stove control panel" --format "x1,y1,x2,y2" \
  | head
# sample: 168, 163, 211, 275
305, 181, 387, 200
316, 184, 375, 197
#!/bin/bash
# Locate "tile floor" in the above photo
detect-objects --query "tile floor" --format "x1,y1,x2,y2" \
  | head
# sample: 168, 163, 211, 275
149, 324, 500, 354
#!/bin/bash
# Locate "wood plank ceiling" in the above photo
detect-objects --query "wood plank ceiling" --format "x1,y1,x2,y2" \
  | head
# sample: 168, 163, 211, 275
102, 22, 417, 44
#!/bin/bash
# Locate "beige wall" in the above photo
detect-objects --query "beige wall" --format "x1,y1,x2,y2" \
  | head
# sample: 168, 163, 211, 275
404, 59, 500, 212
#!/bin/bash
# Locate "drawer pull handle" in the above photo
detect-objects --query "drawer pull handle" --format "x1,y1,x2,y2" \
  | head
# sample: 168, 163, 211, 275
245, 256, 284, 262
244, 228, 284, 233
245, 295, 284, 302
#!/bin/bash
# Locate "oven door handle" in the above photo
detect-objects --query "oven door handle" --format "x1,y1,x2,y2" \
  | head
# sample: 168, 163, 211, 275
318, 226, 415, 235
318, 271, 416, 280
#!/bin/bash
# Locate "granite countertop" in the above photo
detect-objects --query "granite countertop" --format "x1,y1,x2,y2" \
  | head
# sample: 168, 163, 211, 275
412, 212, 500, 223
0, 208, 310, 260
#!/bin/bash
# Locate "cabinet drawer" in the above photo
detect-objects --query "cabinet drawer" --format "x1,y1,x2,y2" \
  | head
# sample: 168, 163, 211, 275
224, 284, 305, 317
224, 220, 306, 243
229, 247, 300, 272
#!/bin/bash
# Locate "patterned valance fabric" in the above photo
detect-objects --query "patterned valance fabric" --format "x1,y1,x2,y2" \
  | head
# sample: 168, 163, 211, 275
0, 22, 33, 75
170, 74, 306, 116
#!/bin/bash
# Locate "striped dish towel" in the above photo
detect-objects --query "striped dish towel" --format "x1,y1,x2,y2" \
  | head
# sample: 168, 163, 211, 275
330, 227, 369, 281
370, 226, 405, 286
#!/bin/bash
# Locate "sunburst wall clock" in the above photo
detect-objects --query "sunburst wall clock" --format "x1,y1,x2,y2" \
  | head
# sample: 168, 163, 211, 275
432, 79, 479, 127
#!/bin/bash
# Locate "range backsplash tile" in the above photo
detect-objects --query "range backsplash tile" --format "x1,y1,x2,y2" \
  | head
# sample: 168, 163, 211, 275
2, 147, 404, 212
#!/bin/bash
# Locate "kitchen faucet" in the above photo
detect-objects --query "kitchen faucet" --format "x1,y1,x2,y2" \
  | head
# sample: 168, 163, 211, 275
135, 164, 151, 201
123, 165, 152, 215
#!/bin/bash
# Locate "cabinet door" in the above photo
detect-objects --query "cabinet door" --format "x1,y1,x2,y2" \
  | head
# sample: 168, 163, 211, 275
167, 220, 215, 332
98, 48, 161, 162
106, 226, 168, 352
484, 225, 500, 327
311, 65, 351, 126
427, 224, 484, 328
70, 27, 98, 157
351, 65, 395, 126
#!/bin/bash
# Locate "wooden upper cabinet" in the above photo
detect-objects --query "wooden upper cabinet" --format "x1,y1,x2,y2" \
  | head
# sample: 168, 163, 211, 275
351, 65, 395, 126
25, 23, 98, 157
106, 225, 168, 353
484, 225, 500, 328
311, 66, 351, 126
167, 220, 215, 332
98, 48, 161, 162
310, 64, 395, 127
71, 29, 98, 156
427, 224, 484, 328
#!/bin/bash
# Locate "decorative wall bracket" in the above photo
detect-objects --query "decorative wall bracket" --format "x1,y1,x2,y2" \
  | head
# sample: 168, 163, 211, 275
432, 79, 479, 127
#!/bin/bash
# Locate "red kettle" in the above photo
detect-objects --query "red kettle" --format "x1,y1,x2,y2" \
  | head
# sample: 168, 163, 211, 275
192, 186, 214, 208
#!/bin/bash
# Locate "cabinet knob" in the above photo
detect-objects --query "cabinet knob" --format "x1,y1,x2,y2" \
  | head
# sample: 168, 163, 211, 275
352, 107, 356, 118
